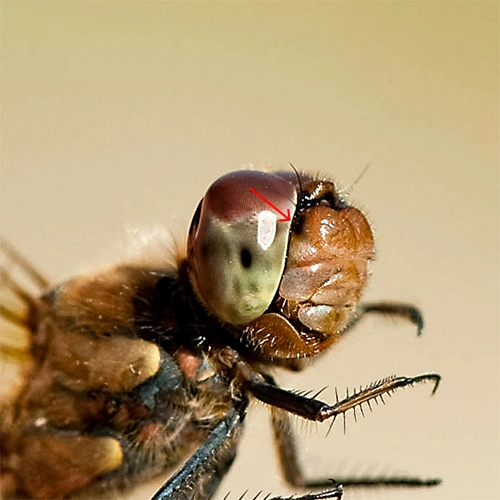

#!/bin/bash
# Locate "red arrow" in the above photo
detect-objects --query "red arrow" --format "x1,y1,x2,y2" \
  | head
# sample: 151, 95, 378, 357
249, 187, 291, 222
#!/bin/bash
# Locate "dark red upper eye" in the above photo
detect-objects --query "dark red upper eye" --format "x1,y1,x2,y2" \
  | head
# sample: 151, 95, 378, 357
201, 170, 296, 222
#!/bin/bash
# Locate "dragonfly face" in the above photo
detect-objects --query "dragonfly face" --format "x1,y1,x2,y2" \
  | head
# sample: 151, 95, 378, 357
0, 169, 440, 500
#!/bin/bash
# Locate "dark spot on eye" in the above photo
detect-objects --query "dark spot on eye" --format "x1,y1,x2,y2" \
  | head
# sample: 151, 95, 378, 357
240, 248, 252, 269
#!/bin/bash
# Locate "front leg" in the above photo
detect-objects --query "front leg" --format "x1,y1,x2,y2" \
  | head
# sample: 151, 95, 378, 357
245, 372, 440, 423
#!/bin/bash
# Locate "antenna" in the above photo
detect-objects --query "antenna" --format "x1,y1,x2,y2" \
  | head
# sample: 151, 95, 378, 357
341, 162, 372, 198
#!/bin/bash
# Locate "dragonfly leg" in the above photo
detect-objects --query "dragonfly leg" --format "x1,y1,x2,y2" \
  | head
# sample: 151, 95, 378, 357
345, 301, 424, 335
151, 404, 246, 500
271, 403, 440, 491
242, 372, 441, 491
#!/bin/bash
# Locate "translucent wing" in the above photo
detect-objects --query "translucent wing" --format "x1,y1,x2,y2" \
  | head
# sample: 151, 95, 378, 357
0, 238, 49, 405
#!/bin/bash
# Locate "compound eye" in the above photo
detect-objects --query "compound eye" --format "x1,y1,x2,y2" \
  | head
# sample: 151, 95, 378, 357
188, 170, 297, 325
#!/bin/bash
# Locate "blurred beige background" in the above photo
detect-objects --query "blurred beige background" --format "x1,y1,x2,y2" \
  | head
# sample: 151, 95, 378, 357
1, 2, 498, 500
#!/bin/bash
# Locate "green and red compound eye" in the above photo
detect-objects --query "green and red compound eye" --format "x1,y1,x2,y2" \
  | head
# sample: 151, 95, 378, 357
187, 170, 297, 325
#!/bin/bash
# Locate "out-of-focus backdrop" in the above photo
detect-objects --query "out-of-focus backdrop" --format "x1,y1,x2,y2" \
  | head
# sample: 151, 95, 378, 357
1, 2, 498, 500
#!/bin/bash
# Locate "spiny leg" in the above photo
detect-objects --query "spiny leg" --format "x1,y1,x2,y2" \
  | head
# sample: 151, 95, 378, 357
246, 372, 440, 423
266, 485, 343, 500
221, 482, 343, 500
242, 372, 441, 490
217, 373, 439, 500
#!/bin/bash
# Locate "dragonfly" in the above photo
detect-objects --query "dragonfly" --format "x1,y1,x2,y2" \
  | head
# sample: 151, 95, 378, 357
0, 169, 441, 499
